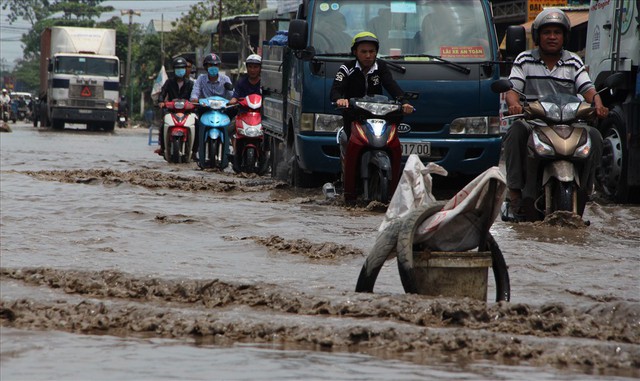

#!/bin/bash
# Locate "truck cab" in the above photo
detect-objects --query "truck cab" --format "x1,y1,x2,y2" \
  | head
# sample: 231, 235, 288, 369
263, 0, 502, 187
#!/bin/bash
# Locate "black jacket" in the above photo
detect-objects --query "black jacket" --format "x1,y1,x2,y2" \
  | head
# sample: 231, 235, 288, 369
329, 59, 404, 102
158, 77, 194, 103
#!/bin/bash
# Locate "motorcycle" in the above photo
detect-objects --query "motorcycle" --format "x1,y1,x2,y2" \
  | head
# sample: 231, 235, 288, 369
117, 111, 128, 128
337, 93, 417, 203
492, 74, 623, 221
1, 103, 10, 123
162, 99, 197, 164
197, 95, 232, 170
231, 93, 268, 174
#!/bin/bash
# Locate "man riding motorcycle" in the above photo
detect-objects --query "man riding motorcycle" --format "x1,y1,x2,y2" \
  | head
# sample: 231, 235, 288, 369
1, 89, 10, 121
155, 56, 194, 156
190, 53, 233, 159
503, 8, 608, 221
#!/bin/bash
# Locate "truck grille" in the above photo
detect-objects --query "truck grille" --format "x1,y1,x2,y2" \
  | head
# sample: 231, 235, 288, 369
69, 84, 104, 99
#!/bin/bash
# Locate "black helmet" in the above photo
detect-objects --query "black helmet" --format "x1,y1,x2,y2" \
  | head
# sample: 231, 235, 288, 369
203, 53, 222, 67
531, 8, 571, 46
350, 32, 379, 53
172, 57, 187, 69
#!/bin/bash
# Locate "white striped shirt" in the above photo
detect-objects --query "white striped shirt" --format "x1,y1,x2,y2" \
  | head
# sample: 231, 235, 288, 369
509, 48, 594, 101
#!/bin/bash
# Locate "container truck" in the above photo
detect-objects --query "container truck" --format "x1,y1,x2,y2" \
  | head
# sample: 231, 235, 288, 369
37, 26, 120, 131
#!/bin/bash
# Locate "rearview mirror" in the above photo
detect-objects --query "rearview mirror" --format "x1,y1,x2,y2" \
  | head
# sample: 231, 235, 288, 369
491, 79, 512, 94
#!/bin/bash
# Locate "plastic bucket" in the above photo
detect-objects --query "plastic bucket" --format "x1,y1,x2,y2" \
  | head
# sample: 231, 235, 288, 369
413, 251, 492, 301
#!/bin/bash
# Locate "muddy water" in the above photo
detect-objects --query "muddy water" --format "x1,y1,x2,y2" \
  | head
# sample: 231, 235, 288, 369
1, 123, 638, 380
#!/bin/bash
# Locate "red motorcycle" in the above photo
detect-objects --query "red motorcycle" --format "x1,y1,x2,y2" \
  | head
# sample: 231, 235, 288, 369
339, 94, 416, 203
232, 93, 268, 174
162, 99, 197, 164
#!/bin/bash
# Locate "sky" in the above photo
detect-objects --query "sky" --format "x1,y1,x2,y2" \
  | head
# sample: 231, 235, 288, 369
0, 0, 203, 69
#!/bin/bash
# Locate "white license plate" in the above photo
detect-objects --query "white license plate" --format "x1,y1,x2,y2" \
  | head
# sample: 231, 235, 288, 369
78, 109, 92, 114
401, 142, 431, 157
119, 117, 126, 121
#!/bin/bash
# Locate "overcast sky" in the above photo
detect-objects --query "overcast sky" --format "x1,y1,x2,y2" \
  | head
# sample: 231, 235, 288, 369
0, 0, 203, 69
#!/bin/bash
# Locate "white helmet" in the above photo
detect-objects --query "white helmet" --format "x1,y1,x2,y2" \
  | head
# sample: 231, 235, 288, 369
1, 88, 7, 93
246, 54, 262, 65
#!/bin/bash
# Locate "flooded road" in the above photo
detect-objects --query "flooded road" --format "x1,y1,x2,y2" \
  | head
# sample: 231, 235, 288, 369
1, 122, 639, 380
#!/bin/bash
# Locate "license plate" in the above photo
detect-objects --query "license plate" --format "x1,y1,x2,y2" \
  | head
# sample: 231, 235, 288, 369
119, 117, 126, 121
401, 142, 431, 157
78, 109, 92, 114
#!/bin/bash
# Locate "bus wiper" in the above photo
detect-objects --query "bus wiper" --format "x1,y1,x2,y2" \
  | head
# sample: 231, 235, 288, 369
312, 53, 407, 74
381, 54, 471, 75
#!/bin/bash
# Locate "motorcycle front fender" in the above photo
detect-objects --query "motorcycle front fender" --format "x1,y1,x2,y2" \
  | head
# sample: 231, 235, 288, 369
542, 160, 580, 187
207, 127, 224, 141
360, 150, 391, 179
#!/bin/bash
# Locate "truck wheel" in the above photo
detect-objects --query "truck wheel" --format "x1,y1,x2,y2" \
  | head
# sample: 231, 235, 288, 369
102, 122, 115, 132
270, 137, 288, 180
598, 112, 640, 203
288, 144, 320, 188
52, 119, 64, 130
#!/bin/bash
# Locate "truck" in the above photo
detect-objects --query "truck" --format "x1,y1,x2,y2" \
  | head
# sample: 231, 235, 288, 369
261, 0, 504, 187
585, 0, 640, 203
37, 26, 120, 131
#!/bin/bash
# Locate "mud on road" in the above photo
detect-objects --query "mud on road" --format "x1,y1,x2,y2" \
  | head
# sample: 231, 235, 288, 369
1, 125, 639, 379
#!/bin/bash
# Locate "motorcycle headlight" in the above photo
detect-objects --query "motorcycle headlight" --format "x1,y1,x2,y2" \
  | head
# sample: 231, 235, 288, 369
450, 116, 501, 135
202, 99, 226, 109
354, 101, 400, 115
561, 102, 581, 121
174, 100, 185, 110
531, 130, 555, 156
541, 102, 561, 123
574, 129, 591, 158
239, 122, 263, 137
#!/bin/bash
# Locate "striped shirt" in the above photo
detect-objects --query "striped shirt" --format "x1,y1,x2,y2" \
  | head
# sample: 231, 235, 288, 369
509, 48, 594, 102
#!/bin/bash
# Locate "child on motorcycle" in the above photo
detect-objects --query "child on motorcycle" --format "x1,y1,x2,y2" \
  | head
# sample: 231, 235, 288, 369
227, 54, 262, 156
503, 8, 608, 221
155, 56, 194, 156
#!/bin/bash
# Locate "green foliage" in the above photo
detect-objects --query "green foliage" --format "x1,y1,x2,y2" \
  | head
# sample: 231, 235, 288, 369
13, 58, 41, 93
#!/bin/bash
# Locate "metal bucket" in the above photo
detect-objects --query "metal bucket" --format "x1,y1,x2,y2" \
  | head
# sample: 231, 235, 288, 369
413, 251, 493, 301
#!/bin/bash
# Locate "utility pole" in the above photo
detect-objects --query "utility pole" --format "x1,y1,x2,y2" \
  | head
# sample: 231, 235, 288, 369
121, 9, 141, 116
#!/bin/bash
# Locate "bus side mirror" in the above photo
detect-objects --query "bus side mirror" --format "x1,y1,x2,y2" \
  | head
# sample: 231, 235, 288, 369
288, 19, 308, 51
506, 25, 526, 59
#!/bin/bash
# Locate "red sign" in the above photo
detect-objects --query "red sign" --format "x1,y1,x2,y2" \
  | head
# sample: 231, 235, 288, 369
440, 46, 485, 59
81, 86, 92, 97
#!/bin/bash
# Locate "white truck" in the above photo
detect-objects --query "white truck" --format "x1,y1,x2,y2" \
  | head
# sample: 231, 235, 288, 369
37, 26, 120, 131
585, 0, 640, 203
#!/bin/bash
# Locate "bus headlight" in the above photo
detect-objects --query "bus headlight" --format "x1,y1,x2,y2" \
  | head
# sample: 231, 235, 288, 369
450, 116, 501, 135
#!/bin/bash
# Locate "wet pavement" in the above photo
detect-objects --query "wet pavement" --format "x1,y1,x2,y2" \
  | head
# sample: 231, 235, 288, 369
1, 122, 639, 380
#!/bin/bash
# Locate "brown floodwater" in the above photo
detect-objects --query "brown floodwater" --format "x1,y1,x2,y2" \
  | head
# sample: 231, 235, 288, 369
1, 122, 638, 380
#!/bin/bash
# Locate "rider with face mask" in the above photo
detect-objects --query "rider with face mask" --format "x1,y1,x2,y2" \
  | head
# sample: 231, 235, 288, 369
154, 56, 194, 156
190, 53, 233, 157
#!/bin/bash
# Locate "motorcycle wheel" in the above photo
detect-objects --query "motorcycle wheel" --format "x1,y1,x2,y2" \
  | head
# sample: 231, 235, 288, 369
368, 165, 390, 203
553, 181, 574, 212
170, 137, 181, 163
244, 147, 257, 173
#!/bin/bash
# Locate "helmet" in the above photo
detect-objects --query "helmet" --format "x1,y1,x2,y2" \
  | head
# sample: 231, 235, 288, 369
172, 57, 187, 69
203, 53, 221, 67
531, 8, 571, 46
1, 88, 6, 93
245, 54, 262, 65
351, 32, 379, 53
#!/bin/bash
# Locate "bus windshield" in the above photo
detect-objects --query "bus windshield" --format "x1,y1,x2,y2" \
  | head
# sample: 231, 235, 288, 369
55, 56, 119, 76
311, 0, 492, 61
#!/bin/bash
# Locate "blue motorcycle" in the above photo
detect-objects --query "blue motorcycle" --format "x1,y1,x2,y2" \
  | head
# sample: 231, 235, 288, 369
197, 96, 232, 170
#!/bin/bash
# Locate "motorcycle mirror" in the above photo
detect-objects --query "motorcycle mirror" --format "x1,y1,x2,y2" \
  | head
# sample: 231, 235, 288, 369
602, 72, 626, 91
224, 82, 233, 91
490, 79, 512, 93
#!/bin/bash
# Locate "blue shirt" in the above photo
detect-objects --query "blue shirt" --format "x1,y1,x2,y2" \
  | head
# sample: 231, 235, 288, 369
190, 73, 233, 100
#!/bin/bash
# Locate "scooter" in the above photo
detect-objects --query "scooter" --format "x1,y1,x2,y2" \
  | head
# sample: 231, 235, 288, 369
337, 93, 417, 203
492, 74, 623, 221
117, 111, 128, 128
197, 95, 232, 170
232, 93, 268, 174
162, 99, 197, 164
